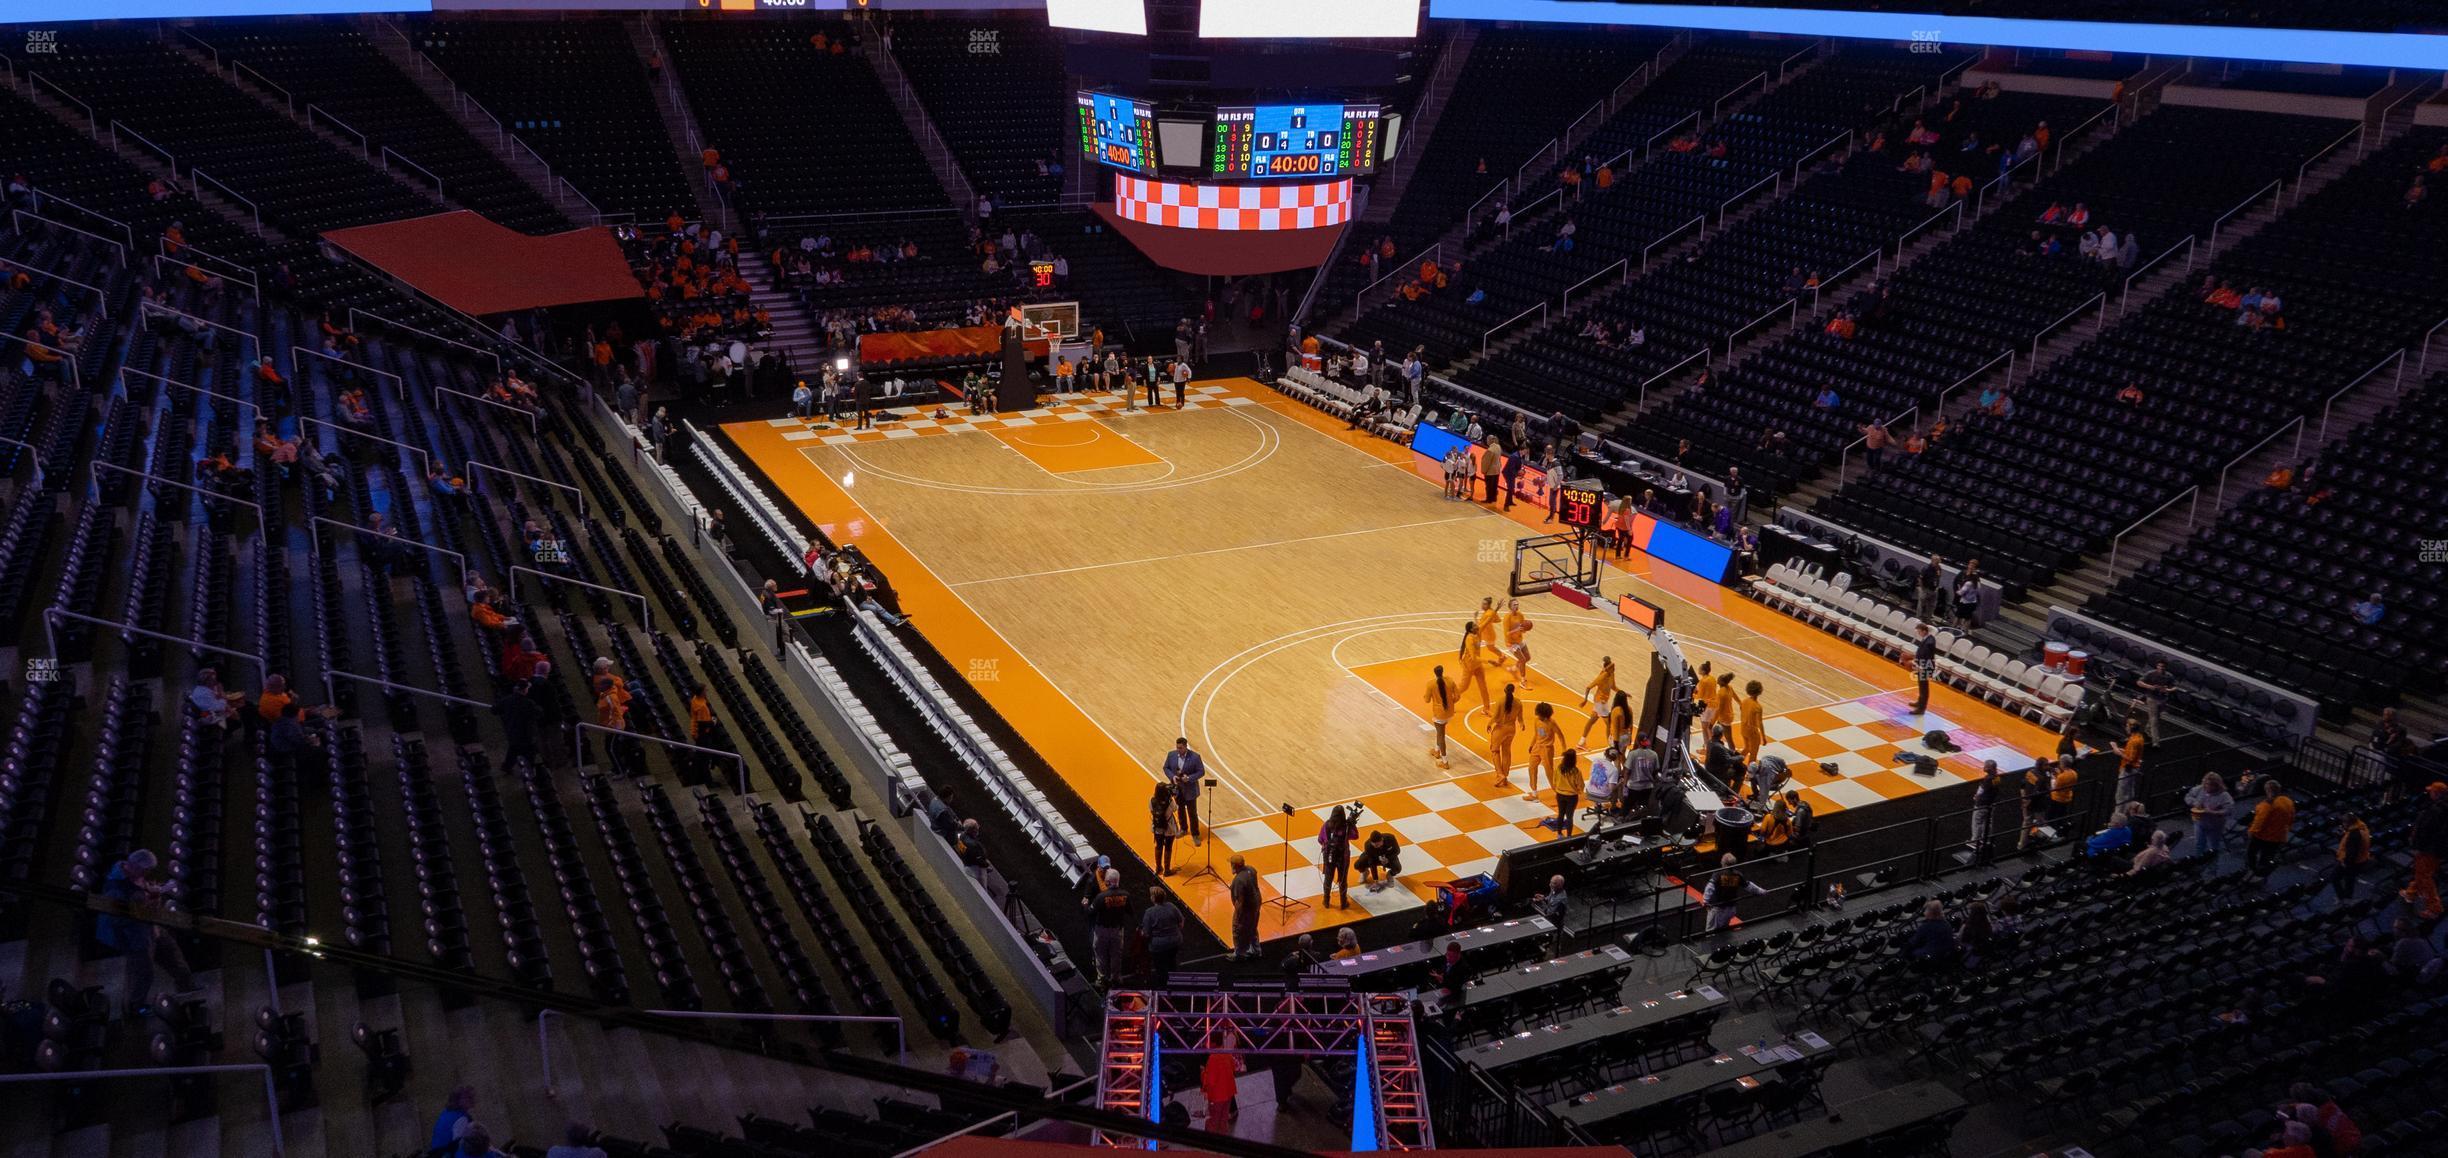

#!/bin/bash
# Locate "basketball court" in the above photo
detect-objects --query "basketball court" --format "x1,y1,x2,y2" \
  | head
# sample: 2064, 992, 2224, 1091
720, 378, 2057, 941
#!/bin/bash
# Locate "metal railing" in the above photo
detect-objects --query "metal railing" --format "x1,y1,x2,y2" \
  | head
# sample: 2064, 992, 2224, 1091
123, 366, 251, 414
1355, 242, 1441, 317
2292, 123, 2366, 205
510, 565, 651, 631
538, 1009, 905, 1102
0, 1068, 284, 1157
10, 209, 128, 267
1565, 97, 1608, 147
2316, 351, 2406, 441
290, 344, 405, 401
0, 332, 82, 393
436, 381, 541, 432
348, 307, 502, 375
298, 419, 430, 477
380, 147, 443, 200
32, 73, 97, 136
2213, 415, 2307, 509
2419, 315, 2448, 376
1644, 111, 1699, 160
1936, 349, 2015, 413
571, 723, 749, 794
1560, 258, 1629, 312
153, 252, 260, 301
2027, 291, 2107, 361
306, 104, 368, 159
0, 256, 112, 317
309, 514, 462, 588
177, 26, 219, 65
1514, 136, 1561, 193
1893, 198, 1964, 254
232, 60, 294, 113
1807, 248, 1882, 317
25, 186, 137, 253
1481, 302, 1548, 353
2207, 179, 2281, 253
1973, 149, 2041, 218
1889, 84, 1926, 115
1712, 72, 1767, 120
2048, 100, 2118, 175
1836, 403, 1919, 487
891, 1075, 1098, 1158
1724, 298, 1795, 356
1775, 41, 1821, 79
110, 120, 178, 176
1292, 186, 1366, 329
43, 606, 258, 670
1506, 187, 1562, 240
1791, 129, 1852, 181
468, 459, 587, 516
188, 169, 260, 236
143, 300, 260, 361
2102, 485, 2201, 582
1641, 215, 1705, 272
2118, 235, 2197, 315
1634, 348, 1709, 410
1465, 178, 1510, 233
1716, 171, 1779, 225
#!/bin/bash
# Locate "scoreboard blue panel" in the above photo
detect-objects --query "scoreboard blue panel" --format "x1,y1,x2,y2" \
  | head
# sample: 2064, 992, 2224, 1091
1078, 91, 1158, 174
1213, 104, 1381, 180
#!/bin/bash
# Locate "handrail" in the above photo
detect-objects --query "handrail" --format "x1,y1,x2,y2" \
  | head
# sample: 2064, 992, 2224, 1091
758, 206, 962, 229
467, 459, 587, 516
381, 147, 443, 200
892, 1075, 1098, 1158
1514, 136, 1560, 193
45, 607, 259, 669
1791, 129, 1852, 181
1644, 111, 1699, 160
1717, 171, 1779, 224
2207, 178, 2281, 253
0, 331, 84, 392
154, 252, 261, 301
1724, 298, 1796, 356
2101, 486, 2200, 582
349, 306, 503, 375
2291, 123, 2364, 205
1293, 186, 1364, 329
1481, 302, 1548, 353
0, 256, 111, 316
1506, 186, 1563, 239
1634, 347, 1709, 409
2118, 235, 2196, 315
172, 238, 254, 281
308, 515, 460, 589
2371, 82, 2431, 135
31, 73, 97, 137
298, 418, 430, 476
188, 169, 260, 237
143, 300, 261, 361
290, 344, 406, 402
2028, 291, 2106, 360
1889, 84, 1926, 115
0, 1068, 283, 1157
127, 366, 256, 415
324, 669, 493, 712
1465, 178, 1510, 232
510, 134, 552, 182
557, 177, 603, 225
25, 186, 136, 253
1355, 242, 1440, 317
1973, 149, 2040, 218
1938, 51, 1983, 89
1934, 349, 2015, 414
1565, 97, 1607, 147
570, 723, 748, 793
1712, 72, 1767, 120
2048, 101, 2117, 175
510, 565, 651, 633
2316, 350, 2404, 441
90, 461, 262, 517
2419, 315, 2448, 376
1614, 57, 1655, 110
232, 60, 294, 113
306, 104, 368, 158
1641, 214, 1706, 272
110, 120, 178, 177
10, 209, 129, 267
2213, 414, 2306, 509
1892, 198, 1963, 254
1837, 404, 1921, 486
1808, 247, 1882, 317
178, 27, 220, 64
1560, 258, 1629, 312
436, 381, 542, 432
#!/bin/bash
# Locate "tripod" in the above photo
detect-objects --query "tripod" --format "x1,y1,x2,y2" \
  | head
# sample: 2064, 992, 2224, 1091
1178, 778, 1221, 886
1264, 804, 1310, 921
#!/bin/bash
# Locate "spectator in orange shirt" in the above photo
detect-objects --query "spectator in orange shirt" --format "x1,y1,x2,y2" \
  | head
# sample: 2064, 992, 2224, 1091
700, 146, 720, 170
2117, 718, 2146, 806
2244, 775, 2295, 877
257, 356, 286, 389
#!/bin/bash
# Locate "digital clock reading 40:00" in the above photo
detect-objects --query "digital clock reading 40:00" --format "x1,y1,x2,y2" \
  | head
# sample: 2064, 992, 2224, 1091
1259, 153, 1325, 176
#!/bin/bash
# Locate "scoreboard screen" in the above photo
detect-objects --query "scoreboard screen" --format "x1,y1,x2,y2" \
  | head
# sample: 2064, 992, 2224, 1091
1212, 104, 1381, 180
1078, 91, 1158, 175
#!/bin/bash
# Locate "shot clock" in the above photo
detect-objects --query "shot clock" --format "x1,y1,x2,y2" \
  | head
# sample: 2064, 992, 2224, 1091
1557, 482, 1606, 530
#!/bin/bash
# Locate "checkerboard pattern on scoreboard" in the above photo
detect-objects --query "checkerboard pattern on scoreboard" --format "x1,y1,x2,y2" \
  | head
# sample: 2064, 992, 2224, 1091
764, 383, 1257, 446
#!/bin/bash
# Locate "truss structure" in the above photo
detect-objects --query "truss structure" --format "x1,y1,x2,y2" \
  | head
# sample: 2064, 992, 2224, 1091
1090, 988, 1435, 1149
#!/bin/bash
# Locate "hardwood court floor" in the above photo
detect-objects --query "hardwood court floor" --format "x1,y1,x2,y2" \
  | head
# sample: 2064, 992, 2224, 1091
721, 379, 2055, 943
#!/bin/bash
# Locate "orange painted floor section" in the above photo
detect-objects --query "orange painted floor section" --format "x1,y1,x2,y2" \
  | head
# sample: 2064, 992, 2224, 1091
989, 419, 1162, 474
721, 378, 2059, 945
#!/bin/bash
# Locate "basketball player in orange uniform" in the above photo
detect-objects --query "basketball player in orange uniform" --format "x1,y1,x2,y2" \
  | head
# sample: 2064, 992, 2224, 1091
1578, 656, 1617, 743
1423, 664, 1456, 768
1736, 679, 1768, 764
1455, 623, 1493, 710
1502, 599, 1533, 681
1522, 702, 1561, 801
1486, 684, 1522, 790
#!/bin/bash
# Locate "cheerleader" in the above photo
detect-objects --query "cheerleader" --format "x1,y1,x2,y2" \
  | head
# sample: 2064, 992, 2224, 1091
1486, 684, 1522, 791
1522, 701, 1561, 802
1423, 664, 1455, 768
1502, 598, 1533, 681
1455, 623, 1494, 711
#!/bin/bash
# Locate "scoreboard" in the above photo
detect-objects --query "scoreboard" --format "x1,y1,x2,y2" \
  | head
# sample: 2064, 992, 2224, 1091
1212, 104, 1382, 180
1078, 91, 1158, 175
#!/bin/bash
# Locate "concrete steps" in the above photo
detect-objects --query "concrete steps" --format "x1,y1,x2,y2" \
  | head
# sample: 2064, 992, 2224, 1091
1356, 25, 1480, 226
624, 15, 731, 231
862, 27, 977, 215
356, 15, 587, 223
163, 36, 447, 226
